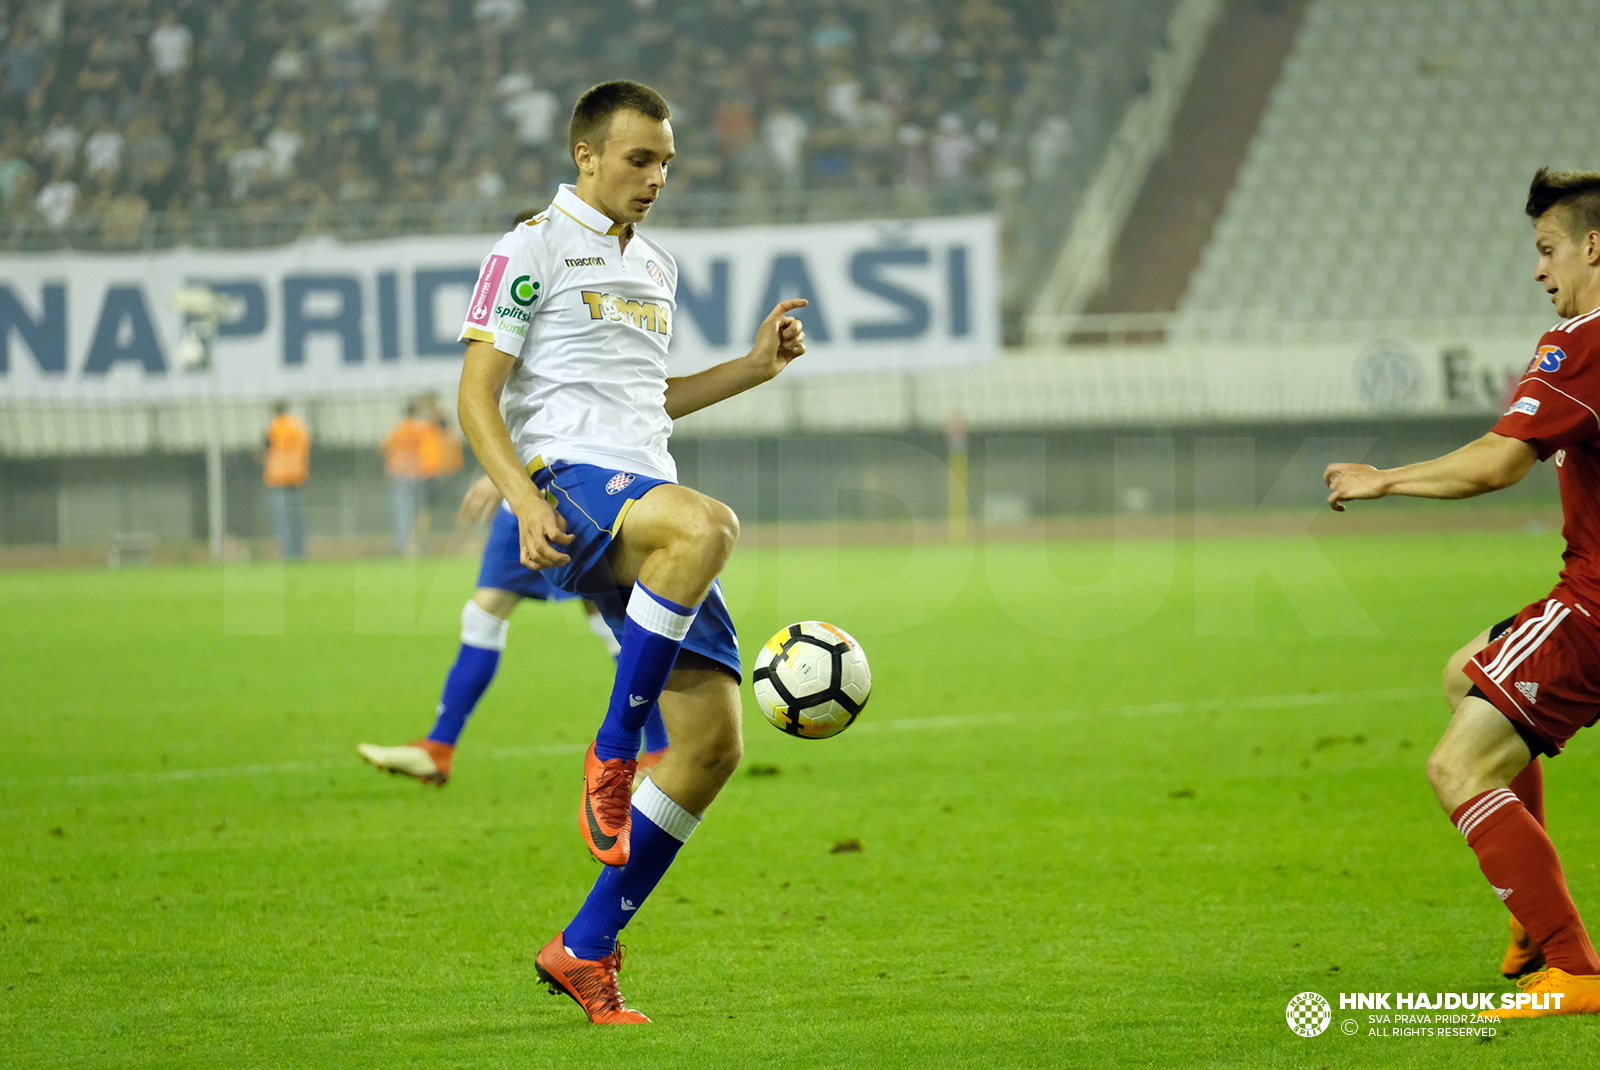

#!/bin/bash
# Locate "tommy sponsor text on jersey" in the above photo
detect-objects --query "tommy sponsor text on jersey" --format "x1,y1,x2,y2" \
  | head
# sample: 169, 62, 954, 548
459, 184, 681, 482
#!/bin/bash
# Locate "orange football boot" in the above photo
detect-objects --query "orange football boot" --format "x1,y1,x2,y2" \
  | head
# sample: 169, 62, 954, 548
1502, 915, 1546, 979
1481, 968, 1600, 1018
581, 742, 635, 866
356, 739, 454, 785
535, 933, 651, 1024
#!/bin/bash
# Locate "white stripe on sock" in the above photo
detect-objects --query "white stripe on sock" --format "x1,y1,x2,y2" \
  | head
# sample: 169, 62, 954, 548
461, 600, 510, 651
626, 586, 697, 642
1456, 789, 1519, 840
633, 778, 700, 843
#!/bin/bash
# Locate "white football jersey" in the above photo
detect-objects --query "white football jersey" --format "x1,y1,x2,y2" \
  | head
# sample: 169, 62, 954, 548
459, 184, 680, 481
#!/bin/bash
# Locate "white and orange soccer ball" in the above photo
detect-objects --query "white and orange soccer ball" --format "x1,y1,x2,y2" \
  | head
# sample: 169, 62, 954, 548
751, 621, 871, 739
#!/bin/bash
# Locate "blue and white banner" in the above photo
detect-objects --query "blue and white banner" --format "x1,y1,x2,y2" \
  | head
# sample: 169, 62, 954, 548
0, 214, 998, 401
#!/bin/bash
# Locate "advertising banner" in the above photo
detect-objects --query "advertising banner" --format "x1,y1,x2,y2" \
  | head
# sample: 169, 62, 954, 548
0, 214, 999, 401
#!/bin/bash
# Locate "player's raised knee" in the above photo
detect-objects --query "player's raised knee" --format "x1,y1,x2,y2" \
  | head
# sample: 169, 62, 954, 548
678, 497, 738, 564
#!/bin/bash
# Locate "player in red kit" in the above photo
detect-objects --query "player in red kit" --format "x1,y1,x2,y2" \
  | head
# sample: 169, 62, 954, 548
1326, 168, 1600, 1017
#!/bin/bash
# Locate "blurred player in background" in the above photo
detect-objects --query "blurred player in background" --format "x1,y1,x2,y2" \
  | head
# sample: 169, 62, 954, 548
381, 400, 429, 554
356, 471, 669, 785
1325, 168, 1600, 1016
456, 80, 806, 1024
260, 400, 309, 561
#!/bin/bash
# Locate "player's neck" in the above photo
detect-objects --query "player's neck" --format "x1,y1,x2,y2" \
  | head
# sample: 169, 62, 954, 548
572, 183, 634, 246
1574, 274, 1600, 319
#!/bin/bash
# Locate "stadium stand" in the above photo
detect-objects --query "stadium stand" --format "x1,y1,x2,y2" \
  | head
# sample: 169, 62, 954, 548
0, 0, 1154, 247
1171, 0, 1600, 343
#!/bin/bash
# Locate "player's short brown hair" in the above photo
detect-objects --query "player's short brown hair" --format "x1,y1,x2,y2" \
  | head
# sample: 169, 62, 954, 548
568, 80, 670, 161
1525, 167, 1600, 241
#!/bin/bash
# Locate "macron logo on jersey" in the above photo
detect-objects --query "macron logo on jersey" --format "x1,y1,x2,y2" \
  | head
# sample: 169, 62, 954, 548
469, 254, 510, 326
1507, 396, 1541, 417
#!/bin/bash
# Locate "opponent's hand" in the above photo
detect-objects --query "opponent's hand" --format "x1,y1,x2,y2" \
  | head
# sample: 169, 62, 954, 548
1324, 463, 1387, 512
458, 474, 503, 524
513, 494, 575, 568
748, 298, 807, 380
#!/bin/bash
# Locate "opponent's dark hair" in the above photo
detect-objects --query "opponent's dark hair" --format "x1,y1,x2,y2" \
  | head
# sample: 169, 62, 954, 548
568, 80, 670, 161
1526, 167, 1600, 240
512, 207, 539, 226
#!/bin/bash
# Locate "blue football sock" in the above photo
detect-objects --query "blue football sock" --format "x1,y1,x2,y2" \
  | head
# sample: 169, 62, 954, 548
565, 780, 700, 959
642, 704, 669, 754
594, 583, 697, 763
426, 600, 509, 745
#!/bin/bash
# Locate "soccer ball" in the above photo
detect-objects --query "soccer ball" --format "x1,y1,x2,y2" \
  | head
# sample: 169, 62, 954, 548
750, 621, 871, 739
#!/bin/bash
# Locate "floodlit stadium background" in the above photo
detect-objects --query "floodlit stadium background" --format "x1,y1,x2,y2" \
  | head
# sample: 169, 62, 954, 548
3, 0, 1584, 560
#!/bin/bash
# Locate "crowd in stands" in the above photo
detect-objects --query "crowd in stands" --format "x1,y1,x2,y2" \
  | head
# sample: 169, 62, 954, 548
0, 0, 1117, 243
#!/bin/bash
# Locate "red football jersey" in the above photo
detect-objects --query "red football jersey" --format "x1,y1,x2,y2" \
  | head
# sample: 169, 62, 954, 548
1492, 306, 1600, 607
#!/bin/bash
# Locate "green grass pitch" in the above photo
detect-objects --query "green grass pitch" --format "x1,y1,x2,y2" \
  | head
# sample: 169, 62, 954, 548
5, 528, 1600, 1067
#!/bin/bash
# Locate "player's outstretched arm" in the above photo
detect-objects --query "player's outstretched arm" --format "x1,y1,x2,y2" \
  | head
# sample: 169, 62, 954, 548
457, 340, 573, 567
1324, 432, 1537, 511
664, 299, 808, 419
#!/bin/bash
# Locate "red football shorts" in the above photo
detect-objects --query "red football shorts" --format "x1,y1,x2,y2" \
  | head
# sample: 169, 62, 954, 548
1464, 589, 1600, 756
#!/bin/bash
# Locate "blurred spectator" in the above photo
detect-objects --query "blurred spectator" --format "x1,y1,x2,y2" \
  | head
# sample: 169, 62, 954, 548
84, 121, 125, 182
39, 114, 79, 172
382, 401, 429, 555
2, 26, 43, 105
504, 76, 560, 155
264, 115, 305, 179
930, 112, 976, 182
413, 392, 464, 554
35, 164, 76, 230
148, 11, 193, 81
762, 103, 808, 188
100, 181, 149, 245
0, 139, 35, 211
261, 400, 311, 561
474, 0, 523, 29
228, 133, 269, 202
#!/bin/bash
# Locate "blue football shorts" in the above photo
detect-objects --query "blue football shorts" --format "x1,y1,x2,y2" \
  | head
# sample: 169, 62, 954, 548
476, 505, 579, 602
529, 457, 742, 682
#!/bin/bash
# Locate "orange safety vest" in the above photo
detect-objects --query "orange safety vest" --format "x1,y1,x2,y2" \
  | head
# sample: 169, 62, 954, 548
383, 417, 428, 479
417, 418, 464, 479
263, 414, 310, 487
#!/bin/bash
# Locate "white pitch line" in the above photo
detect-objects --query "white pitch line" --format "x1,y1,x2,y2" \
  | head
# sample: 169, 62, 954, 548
21, 686, 1436, 790
848, 685, 1436, 734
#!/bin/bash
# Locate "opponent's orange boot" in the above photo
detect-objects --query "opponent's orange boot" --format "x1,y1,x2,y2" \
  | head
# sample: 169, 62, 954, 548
581, 742, 635, 866
1481, 968, 1600, 1018
1502, 915, 1547, 979
633, 747, 668, 791
356, 739, 454, 785
535, 933, 651, 1024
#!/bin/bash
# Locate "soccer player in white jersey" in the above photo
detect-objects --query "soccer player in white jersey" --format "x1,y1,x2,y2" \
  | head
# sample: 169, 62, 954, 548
456, 80, 806, 1024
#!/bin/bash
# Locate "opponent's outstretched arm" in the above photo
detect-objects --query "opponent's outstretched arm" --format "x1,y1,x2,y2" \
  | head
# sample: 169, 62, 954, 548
458, 339, 574, 567
664, 298, 808, 419
1324, 432, 1538, 511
